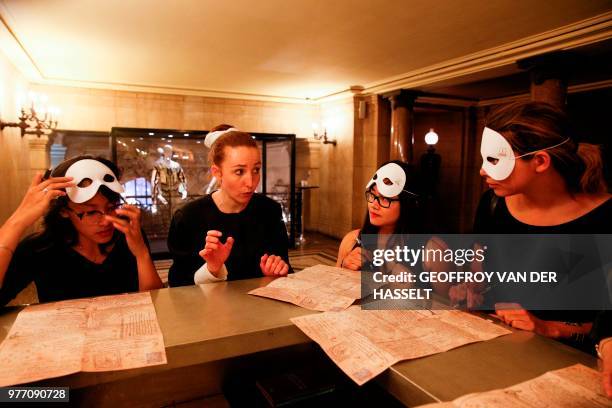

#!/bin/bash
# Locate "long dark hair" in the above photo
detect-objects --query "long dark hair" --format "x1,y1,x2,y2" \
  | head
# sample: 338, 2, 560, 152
33, 155, 122, 252
360, 160, 423, 235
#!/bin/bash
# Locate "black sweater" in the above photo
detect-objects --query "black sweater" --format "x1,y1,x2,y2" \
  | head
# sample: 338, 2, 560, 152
0, 233, 140, 306
167, 193, 291, 286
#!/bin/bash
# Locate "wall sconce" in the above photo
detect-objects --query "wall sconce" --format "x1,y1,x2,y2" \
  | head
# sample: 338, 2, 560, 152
0, 92, 59, 137
420, 128, 441, 198
312, 122, 336, 146
424, 128, 439, 147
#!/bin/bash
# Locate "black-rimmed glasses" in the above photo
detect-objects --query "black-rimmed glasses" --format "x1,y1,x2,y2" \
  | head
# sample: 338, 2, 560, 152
66, 203, 123, 224
365, 191, 400, 208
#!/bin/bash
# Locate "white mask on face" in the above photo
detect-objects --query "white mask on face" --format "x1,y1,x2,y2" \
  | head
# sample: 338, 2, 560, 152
64, 159, 124, 203
366, 163, 418, 198
480, 127, 570, 181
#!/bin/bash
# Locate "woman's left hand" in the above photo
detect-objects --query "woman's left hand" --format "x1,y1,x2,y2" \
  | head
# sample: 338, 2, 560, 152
260, 254, 289, 277
495, 303, 560, 338
105, 205, 149, 258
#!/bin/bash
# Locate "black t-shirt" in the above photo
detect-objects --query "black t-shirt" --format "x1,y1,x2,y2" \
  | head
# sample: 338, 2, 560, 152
474, 189, 612, 234
167, 193, 291, 287
472, 189, 611, 332
0, 233, 140, 306
592, 311, 612, 343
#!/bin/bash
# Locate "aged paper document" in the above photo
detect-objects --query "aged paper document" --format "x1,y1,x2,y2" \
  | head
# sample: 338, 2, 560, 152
0, 292, 167, 386
417, 364, 609, 407
291, 308, 511, 385
249, 264, 361, 311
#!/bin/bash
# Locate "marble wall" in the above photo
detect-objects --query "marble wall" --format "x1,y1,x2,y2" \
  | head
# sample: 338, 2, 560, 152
316, 97, 355, 238
0, 51, 36, 224
25, 84, 325, 233
30, 84, 318, 139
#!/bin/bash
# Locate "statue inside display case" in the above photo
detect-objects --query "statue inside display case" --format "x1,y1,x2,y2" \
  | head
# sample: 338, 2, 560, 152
151, 145, 187, 214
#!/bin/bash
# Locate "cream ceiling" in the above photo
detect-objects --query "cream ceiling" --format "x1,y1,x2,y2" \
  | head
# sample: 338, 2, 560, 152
0, 0, 610, 102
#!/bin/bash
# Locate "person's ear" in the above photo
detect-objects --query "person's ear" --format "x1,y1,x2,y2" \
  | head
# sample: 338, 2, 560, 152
532, 151, 552, 174
60, 208, 71, 219
211, 164, 222, 181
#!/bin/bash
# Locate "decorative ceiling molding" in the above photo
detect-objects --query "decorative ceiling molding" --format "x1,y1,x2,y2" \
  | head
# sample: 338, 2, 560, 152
1, 6, 610, 105
476, 78, 612, 107
316, 11, 612, 103
33, 77, 315, 105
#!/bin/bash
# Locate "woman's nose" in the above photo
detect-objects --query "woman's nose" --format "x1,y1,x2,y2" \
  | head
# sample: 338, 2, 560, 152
244, 174, 254, 189
479, 167, 487, 177
98, 216, 112, 226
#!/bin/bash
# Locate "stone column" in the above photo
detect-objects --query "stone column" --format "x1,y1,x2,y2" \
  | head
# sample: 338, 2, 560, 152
518, 52, 570, 109
387, 90, 417, 163
27, 134, 49, 176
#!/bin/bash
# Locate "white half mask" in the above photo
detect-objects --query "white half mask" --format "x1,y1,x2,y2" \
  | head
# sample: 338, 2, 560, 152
366, 163, 417, 197
204, 127, 238, 148
480, 127, 570, 181
64, 159, 124, 203
480, 127, 516, 181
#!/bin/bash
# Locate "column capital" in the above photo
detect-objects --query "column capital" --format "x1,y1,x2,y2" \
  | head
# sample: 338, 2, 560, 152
382, 90, 419, 109
517, 51, 577, 85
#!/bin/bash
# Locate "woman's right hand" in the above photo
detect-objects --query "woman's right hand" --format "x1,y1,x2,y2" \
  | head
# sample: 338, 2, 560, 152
11, 173, 73, 227
198, 230, 234, 275
341, 247, 362, 270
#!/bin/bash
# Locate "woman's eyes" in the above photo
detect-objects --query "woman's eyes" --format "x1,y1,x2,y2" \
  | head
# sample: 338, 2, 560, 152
234, 168, 261, 175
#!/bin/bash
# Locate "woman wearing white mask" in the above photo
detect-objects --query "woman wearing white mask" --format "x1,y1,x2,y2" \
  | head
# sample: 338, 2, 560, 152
337, 161, 423, 271
336, 161, 452, 298
167, 124, 291, 287
0, 156, 162, 305
472, 101, 610, 348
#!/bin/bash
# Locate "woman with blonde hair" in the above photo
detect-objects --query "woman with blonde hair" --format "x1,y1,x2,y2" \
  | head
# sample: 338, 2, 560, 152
473, 101, 610, 349
168, 124, 291, 286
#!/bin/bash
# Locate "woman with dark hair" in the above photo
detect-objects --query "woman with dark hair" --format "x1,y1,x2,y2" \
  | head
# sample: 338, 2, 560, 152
335, 161, 451, 296
0, 155, 162, 305
472, 101, 610, 347
336, 160, 423, 271
167, 124, 291, 286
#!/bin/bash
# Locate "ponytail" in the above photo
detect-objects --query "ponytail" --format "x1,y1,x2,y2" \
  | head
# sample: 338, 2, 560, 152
577, 143, 607, 194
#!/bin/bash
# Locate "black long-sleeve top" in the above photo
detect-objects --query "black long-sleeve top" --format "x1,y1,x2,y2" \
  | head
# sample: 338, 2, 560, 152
167, 193, 292, 287
0, 233, 140, 306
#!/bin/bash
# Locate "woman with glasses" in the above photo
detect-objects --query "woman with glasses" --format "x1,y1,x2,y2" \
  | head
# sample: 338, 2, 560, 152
0, 155, 162, 306
336, 161, 451, 299
336, 160, 424, 271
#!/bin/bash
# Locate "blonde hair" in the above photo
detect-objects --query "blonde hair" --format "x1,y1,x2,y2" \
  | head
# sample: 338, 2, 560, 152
207, 124, 258, 166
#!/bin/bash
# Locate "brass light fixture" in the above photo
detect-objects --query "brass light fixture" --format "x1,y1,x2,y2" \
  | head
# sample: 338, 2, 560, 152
0, 93, 59, 137
312, 122, 336, 146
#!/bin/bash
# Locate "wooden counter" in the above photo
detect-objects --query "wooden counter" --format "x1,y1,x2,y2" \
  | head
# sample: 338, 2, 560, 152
0, 277, 597, 407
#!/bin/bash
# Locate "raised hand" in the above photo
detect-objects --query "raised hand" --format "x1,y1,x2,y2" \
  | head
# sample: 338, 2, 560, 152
199, 230, 234, 275
260, 254, 289, 276
13, 173, 74, 227
105, 205, 148, 258
341, 246, 361, 270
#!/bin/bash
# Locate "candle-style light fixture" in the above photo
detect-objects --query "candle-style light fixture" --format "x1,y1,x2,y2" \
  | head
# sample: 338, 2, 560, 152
312, 122, 336, 146
0, 92, 59, 137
